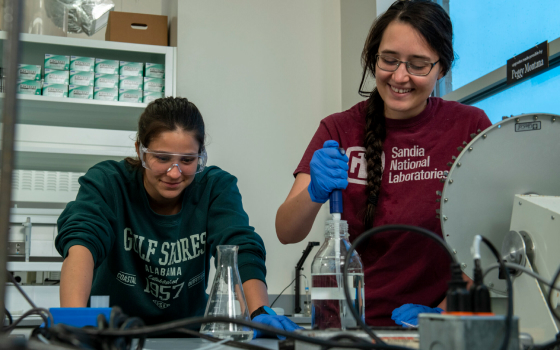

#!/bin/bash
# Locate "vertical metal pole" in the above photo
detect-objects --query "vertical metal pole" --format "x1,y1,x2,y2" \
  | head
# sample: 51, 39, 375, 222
294, 267, 301, 314
0, 0, 22, 326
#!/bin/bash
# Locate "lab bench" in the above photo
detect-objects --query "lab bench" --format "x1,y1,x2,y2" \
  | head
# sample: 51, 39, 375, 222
142, 338, 279, 350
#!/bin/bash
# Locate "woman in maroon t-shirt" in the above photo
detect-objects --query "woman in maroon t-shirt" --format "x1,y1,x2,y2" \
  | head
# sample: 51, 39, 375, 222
276, 0, 487, 326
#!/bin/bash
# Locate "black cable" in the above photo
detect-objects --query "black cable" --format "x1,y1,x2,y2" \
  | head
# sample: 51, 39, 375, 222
5, 271, 53, 327
548, 262, 560, 325
4, 308, 12, 325
50, 315, 411, 350
342, 224, 458, 345
480, 236, 513, 350
120, 317, 145, 350
531, 337, 560, 350
485, 262, 560, 292
321, 334, 373, 350
38, 306, 149, 350
270, 277, 297, 308
2, 307, 52, 333
8, 271, 37, 308
485, 262, 560, 350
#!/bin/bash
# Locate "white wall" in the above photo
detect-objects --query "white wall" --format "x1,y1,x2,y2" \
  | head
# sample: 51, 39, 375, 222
174, 0, 342, 294
161, 0, 178, 47
340, 0, 376, 111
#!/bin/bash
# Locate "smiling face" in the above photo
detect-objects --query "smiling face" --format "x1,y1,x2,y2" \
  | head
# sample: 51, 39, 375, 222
136, 129, 200, 210
376, 21, 444, 120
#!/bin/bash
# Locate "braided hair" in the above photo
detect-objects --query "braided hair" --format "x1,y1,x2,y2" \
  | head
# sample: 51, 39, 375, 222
358, 0, 454, 228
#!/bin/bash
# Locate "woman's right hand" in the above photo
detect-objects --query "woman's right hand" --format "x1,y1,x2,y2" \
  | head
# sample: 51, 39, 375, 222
308, 140, 349, 203
60, 245, 94, 307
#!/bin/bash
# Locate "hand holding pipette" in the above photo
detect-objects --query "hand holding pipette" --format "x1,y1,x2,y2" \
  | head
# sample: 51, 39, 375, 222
308, 140, 348, 203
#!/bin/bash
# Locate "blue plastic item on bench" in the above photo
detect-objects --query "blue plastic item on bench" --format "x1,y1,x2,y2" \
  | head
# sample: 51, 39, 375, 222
48, 307, 112, 327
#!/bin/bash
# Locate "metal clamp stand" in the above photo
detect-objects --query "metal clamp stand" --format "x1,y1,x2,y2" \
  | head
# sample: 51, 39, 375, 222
294, 241, 319, 314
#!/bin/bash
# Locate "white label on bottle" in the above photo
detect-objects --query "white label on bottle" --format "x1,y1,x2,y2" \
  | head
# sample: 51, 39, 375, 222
312, 287, 356, 300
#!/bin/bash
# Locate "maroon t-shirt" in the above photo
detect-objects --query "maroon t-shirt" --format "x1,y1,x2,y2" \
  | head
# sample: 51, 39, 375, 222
295, 97, 492, 326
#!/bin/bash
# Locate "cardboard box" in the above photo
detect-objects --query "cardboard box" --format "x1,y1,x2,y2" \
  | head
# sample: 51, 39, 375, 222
105, 12, 168, 46
17, 65, 41, 81
45, 54, 70, 70
42, 83, 68, 97
94, 73, 119, 89
145, 63, 165, 78
95, 59, 119, 75
17, 80, 42, 95
94, 87, 118, 101
143, 77, 165, 92
44, 69, 70, 85
70, 71, 95, 86
143, 91, 164, 104
119, 76, 143, 90
69, 85, 94, 99
118, 89, 143, 103
70, 56, 95, 72
119, 62, 144, 77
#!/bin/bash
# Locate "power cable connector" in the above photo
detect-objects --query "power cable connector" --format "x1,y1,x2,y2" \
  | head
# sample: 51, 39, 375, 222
471, 259, 492, 313
446, 263, 471, 312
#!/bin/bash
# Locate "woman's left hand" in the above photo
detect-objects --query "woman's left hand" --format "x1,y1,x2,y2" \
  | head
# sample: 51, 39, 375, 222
252, 314, 304, 340
391, 303, 443, 327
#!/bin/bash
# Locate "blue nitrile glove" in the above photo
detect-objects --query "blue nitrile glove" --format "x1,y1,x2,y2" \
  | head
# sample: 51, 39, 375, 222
308, 140, 349, 203
252, 314, 303, 340
391, 303, 443, 327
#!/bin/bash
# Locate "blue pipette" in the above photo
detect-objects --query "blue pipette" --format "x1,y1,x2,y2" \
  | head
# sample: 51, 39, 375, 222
330, 147, 345, 278
329, 146, 345, 215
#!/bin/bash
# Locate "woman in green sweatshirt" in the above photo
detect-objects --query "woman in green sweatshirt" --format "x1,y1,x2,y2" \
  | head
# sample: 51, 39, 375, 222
56, 97, 298, 336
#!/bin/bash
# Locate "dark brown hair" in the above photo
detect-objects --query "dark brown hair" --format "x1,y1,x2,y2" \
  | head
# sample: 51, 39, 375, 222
358, 0, 454, 228
125, 97, 206, 168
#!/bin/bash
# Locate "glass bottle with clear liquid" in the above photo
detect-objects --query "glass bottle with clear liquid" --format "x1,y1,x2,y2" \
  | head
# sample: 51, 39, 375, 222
200, 245, 254, 341
311, 220, 365, 330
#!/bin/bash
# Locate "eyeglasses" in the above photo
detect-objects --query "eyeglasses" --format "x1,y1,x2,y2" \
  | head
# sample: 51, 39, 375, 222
375, 54, 440, 76
139, 144, 207, 176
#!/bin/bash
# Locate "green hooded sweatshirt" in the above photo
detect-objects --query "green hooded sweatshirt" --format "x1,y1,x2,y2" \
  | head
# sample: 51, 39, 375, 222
56, 160, 266, 326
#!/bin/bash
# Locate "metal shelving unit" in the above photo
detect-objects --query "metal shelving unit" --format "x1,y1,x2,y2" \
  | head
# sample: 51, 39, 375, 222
0, 33, 176, 272
0, 93, 147, 130
0, 32, 176, 183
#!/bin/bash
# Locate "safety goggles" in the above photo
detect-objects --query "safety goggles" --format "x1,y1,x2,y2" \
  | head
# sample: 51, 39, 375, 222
139, 144, 207, 176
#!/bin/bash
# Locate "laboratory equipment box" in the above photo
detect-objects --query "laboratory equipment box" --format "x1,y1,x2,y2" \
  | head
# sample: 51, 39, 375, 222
118, 89, 142, 103
95, 59, 119, 75
69, 85, 94, 99
42, 83, 68, 97
45, 54, 70, 71
70, 56, 95, 72
94, 87, 118, 101
70, 71, 94, 86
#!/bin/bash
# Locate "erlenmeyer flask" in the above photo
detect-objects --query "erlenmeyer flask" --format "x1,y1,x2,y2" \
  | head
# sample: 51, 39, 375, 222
200, 245, 253, 341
